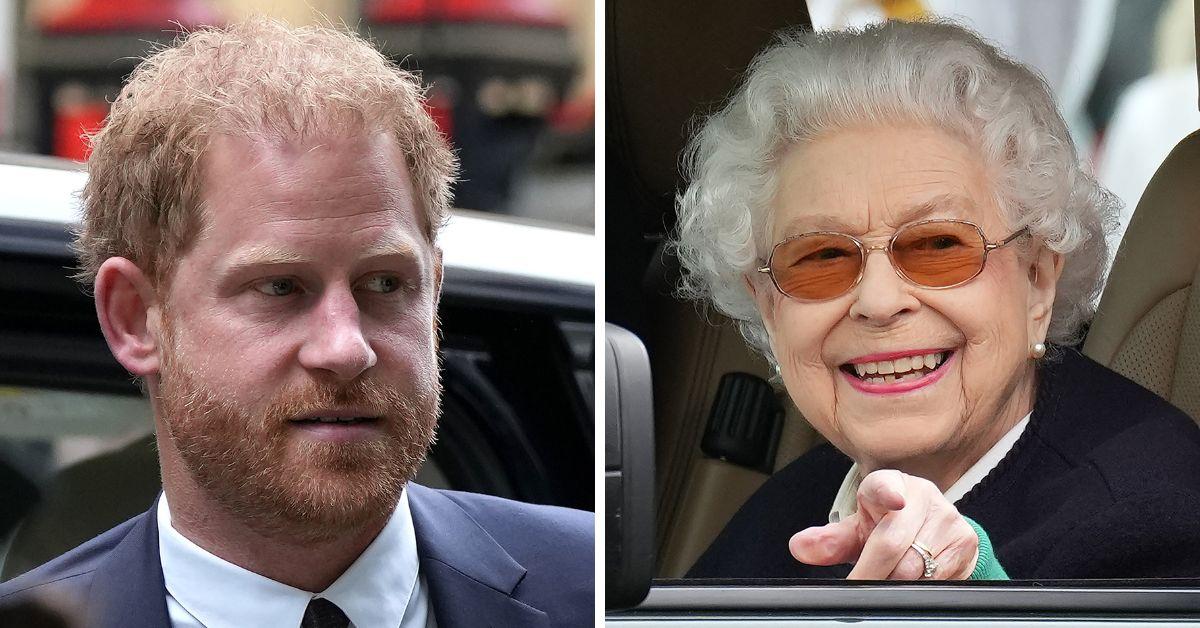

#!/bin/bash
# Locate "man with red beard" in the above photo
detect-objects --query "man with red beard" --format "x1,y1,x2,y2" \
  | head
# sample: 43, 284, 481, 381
0, 18, 592, 628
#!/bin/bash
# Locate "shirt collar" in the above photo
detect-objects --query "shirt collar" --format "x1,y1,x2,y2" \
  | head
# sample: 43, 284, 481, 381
158, 490, 421, 628
827, 412, 1031, 523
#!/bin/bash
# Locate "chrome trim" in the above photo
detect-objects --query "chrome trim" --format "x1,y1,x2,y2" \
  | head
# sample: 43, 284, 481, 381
621, 584, 1200, 613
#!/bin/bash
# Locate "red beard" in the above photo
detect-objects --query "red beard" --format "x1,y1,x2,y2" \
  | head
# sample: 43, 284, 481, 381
157, 326, 440, 543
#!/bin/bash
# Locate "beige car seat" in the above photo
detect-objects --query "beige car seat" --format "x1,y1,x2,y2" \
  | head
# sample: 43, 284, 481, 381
1083, 127, 1200, 423
649, 296, 821, 577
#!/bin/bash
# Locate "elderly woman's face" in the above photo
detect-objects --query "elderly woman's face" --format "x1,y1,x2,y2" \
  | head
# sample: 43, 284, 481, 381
755, 125, 1059, 482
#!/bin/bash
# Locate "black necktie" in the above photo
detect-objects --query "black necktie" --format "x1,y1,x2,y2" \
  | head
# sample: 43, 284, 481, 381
300, 598, 350, 628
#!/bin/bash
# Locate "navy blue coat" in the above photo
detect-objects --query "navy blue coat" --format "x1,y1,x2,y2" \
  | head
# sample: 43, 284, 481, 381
690, 348, 1200, 579
0, 483, 593, 627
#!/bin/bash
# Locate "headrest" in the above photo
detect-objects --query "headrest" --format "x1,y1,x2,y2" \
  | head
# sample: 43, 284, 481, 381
1086, 129, 1200, 364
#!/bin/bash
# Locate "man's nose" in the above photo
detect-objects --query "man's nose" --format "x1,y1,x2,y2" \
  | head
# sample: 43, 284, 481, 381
848, 249, 920, 324
297, 286, 377, 381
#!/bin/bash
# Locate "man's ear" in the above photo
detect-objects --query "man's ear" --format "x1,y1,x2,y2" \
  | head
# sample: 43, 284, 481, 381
94, 257, 162, 377
432, 246, 444, 306
1028, 245, 1064, 343
429, 246, 444, 349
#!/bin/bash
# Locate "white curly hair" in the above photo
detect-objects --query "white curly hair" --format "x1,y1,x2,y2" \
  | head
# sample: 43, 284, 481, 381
673, 19, 1118, 361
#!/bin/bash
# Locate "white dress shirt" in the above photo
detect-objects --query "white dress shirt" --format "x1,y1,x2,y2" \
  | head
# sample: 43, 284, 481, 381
828, 412, 1031, 523
158, 491, 436, 628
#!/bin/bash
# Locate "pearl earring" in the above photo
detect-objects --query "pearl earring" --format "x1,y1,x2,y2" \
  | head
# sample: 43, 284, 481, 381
1031, 342, 1046, 359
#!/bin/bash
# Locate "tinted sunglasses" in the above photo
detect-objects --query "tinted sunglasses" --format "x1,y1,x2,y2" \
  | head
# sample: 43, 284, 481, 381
757, 219, 1029, 301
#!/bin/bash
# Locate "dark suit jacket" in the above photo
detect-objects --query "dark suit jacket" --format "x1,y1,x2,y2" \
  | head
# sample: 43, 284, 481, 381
690, 348, 1200, 579
0, 483, 593, 627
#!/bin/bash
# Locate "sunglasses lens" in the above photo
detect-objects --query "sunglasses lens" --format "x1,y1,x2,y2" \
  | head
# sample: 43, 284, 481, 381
891, 221, 987, 287
769, 233, 863, 300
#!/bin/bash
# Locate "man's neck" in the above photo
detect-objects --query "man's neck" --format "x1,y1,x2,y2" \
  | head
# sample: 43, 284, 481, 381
157, 436, 390, 592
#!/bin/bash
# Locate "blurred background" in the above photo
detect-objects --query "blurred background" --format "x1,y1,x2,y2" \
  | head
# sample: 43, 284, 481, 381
0, 0, 595, 228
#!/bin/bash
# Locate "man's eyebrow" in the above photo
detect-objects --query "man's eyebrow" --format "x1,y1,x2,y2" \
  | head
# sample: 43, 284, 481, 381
221, 245, 312, 275
359, 236, 418, 259
220, 237, 420, 276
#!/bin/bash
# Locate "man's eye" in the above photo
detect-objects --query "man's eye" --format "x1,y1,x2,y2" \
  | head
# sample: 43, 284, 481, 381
362, 274, 403, 293
254, 278, 299, 297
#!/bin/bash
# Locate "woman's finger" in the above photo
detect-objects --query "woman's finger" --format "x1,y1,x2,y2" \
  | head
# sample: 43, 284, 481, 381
788, 514, 866, 566
846, 502, 926, 579
792, 469, 915, 569
855, 469, 907, 523
848, 471, 945, 580
888, 542, 934, 580
886, 501, 980, 580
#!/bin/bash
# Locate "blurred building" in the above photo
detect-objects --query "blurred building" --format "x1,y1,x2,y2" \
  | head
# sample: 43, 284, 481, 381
1096, 0, 1200, 267
0, 0, 594, 226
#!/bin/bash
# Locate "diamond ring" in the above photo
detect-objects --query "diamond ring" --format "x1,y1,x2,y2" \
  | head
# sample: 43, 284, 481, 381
910, 541, 938, 579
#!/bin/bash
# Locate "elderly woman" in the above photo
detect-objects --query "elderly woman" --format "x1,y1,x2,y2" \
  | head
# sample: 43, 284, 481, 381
677, 20, 1200, 581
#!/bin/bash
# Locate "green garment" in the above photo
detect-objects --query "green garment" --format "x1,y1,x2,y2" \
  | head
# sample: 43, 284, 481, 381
964, 516, 1009, 580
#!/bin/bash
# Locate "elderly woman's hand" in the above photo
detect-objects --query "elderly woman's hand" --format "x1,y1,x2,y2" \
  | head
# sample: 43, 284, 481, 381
788, 470, 979, 580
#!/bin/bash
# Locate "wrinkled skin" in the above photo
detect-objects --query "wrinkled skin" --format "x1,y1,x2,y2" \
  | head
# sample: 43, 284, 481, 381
748, 125, 1062, 579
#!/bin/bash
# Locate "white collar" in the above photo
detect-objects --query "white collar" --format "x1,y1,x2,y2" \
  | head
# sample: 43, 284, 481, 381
828, 412, 1031, 523
158, 490, 422, 628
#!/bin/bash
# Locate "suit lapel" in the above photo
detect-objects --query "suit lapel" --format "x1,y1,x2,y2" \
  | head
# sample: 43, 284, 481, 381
407, 484, 551, 628
76, 487, 552, 628
85, 499, 171, 628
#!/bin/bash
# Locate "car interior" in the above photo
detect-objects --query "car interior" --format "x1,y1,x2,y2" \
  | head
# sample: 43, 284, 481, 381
0, 200, 594, 580
606, 0, 1200, 580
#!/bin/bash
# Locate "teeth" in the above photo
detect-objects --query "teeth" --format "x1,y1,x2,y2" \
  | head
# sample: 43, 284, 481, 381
846, 351, 948, 382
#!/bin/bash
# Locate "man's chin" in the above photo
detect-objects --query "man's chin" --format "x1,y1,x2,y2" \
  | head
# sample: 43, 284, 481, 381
230, 457, 411, 543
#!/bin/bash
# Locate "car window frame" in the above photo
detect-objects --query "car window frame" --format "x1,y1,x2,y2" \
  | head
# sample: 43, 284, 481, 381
607, 580, 1200, 622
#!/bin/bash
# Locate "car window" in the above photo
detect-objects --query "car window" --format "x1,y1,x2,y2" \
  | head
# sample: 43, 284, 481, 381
0, 387, 151, 567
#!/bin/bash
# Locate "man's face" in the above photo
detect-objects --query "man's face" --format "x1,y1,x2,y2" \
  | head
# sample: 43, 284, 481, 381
155, 130, 441, 541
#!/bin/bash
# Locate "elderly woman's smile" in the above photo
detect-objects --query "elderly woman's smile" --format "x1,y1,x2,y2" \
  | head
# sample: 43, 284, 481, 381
838, 348, 953, 391
753, 125, 1048, 482
678, 19, 1200, 583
